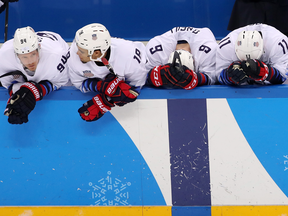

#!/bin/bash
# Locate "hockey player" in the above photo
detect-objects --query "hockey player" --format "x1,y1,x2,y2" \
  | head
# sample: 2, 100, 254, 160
216, 23, 288, 85
145, 26, 218, 89
68, 23, 147, 122
0, 26, 70, 124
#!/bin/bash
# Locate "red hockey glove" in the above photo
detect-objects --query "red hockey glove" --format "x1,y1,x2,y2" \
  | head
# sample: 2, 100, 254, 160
96, 73, 123, 97
240, 59, 269, 81
147, 64, 198, 90
96, 73, 138, 106
109, 82, 138, 106
78, 93, 115, 122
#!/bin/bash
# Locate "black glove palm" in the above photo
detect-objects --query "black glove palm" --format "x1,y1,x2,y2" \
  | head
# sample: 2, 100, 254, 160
4, 87, 36, 124
227, 61, 249, 85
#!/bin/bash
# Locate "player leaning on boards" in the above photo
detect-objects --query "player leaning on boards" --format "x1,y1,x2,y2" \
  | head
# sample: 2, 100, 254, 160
67, 23, 147, 122
216, 23, 288, 85
145, 26, 217, 89
0, 26, 70, 124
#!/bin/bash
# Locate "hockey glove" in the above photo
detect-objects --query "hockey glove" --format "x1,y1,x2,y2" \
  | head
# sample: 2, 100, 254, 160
78, 93, 115, 122
4, 82, 42, 124
226, 61, 249, 85
96, 73, 138, 106
96, 73, 123, 97
147, 64, 198, 90
240, 59, 269, 81
109, 83, 138, 106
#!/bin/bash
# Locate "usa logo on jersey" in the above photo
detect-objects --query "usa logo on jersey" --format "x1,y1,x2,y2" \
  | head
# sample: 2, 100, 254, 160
83, 70, 94, 78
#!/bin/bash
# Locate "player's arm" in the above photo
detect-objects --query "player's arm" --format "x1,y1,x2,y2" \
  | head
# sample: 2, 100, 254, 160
146, 51, 199, 90
98, 44, 144, 106
146, 63, 199, 89
78, 93, 115, 122
216, 35, 244, 85
266, 66, 286, 84
259, 38, 288, 84
197, 73, 209, 86
196, 40, 218, 85
218, 61, 250, 85
82, 72, 138, 106
197, 68, 215, 85
81, 77, 102, 93
50, 51, 70, 90
240, 59, 285, 84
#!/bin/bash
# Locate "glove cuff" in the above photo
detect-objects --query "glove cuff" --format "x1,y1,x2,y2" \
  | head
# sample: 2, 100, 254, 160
92, 93, 114, 114
149, 66, 164, 87
105, 77, 123, 96
255, 66, 269, 82
183, 70, 198, 90
21, 82, 42, 101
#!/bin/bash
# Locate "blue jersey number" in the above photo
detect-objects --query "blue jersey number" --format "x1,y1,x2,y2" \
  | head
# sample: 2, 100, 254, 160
133, 48, 142, 63
57, 51, 70, 73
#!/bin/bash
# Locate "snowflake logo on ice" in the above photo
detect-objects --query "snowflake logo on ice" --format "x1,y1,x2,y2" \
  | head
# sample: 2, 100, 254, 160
88, 171, 132, 206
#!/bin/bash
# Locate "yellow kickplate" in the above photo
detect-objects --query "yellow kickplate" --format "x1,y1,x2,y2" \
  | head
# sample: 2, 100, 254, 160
212, 205, 288, 216
0, 206, 171, 216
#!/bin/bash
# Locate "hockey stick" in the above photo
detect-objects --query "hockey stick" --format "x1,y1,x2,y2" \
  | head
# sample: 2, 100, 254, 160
4, 2, 9, 42
101, 57, 139, 97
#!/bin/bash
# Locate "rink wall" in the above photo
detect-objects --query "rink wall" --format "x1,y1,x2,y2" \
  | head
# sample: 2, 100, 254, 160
0, 85, 288, 216
0, 0, 234, 42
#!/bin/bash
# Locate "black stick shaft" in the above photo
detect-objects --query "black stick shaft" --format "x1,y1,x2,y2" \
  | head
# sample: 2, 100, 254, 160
4, 2, 9, 42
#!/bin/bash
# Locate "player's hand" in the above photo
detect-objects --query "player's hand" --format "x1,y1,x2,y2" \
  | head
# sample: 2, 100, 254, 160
96, 73, 123, 97
240, 59, 269, 81
109, 83, 138, 106
227, 61, 249, 85
78, 93, 114, 122
166, 64, 198, 90
96, 73, 138, 106
4, 84, 38, 124
148, 64, 198, 90
4, 94, 28, 124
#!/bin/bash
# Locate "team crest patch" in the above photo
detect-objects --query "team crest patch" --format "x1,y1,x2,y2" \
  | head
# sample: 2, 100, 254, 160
254, 42, 259, 47
83, 70, 94, 78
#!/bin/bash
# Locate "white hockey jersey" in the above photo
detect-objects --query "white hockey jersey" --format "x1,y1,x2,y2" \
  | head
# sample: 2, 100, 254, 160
216, 23, 288, 84
145, 27, 218, 84
0, 31, 70, 92
68, 37, 148, 93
